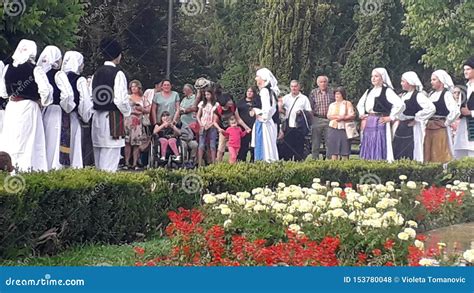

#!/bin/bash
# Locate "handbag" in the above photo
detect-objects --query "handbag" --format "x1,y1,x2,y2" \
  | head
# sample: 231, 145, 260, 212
343, 101, 359, 139
141, 97, 151, 126
283, 96, 300, 133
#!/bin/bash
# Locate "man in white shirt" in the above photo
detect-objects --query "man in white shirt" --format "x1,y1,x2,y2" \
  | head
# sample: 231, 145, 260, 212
279, 80, 312, 161
85, 38, 131, 172
454, 57, 474, 158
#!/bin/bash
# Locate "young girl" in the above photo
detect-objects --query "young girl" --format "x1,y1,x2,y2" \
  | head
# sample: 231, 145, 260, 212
219, 116, 247, 164
196, 88, 219, 166
153, 111, 182, 161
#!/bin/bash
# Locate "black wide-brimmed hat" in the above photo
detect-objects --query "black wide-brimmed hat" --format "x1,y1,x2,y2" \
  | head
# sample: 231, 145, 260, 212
99, 37, 123, 60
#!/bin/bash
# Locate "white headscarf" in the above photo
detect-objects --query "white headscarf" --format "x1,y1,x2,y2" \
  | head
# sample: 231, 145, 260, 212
373, 67, 394, 89
256, 68, 280, 96
12, 39, 37, 67
432, 70, 454, 91
401, 71, 423, 92
37, 45, 62, 73
62, 51, 84, 74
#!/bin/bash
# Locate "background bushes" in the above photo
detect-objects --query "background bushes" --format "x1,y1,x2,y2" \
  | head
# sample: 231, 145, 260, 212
1, 159, 473, 259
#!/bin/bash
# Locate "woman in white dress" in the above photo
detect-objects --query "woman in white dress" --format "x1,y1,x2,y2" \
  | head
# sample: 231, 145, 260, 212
454, 57, 474, 158
251, 68, 279, 162
0, 39, 52, 171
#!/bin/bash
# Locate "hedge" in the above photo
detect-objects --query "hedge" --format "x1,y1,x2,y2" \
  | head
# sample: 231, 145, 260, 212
1, 158, 473, 259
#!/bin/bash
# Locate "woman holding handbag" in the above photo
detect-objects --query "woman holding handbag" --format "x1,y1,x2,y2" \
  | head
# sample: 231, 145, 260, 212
326, 87, 356, 160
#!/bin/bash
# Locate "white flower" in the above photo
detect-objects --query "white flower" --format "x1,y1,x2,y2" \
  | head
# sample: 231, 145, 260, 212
376, 200, 388, 210
253, 204, 266, 212
407, 181, 417, 189
415, 240, 424, 250
422, 182, 429, 187
470, 183, 474, 189
261, 196, 274, 205
297, 200, 312, 213
332, 208, 348, 219
353, 202, 362, 209
397, 232, 409, 241
288, 224, 301, 233
329, 197, 343, 209
446, 184, 452, 189
399, 175, 407, 181
254, 193, 264, 201
283, 214, 294, 223
358, 196, 368, 204
277, 182, 286, 189
215, 193, 227, 200
252, 188, 263, 195
365, 207, 377, 216
237, 197, 246, 206
463, 249, 474, 263
386, 185, 395, 192
313, 178, 321, 183
236, 192, 251, 199
203, 194, 217, 204
330, 182, 339, 187
453, 180, 461, 186
302, 213, 313, 222
386, 181, 395, 186
404, 227, 416, 238
419, 258, 436, 266
221, 207, 232, 215
223, 219, 232, 228
407, 220, 418, 228
244, 200, 256, 210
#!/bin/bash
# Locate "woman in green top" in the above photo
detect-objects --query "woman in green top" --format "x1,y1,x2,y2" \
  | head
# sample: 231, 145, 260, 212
179, 84, 197, 127
151, 79, 180, 126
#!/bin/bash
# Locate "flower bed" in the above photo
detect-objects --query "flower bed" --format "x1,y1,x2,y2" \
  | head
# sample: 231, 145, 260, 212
135, 177, 474, 266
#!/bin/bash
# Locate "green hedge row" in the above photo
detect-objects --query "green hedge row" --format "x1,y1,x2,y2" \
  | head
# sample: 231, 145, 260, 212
1, 158, 473, 259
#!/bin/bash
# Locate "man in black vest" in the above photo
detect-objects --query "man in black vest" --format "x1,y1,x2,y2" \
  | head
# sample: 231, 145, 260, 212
90, 38, 131, 172
454, 57, 474, 158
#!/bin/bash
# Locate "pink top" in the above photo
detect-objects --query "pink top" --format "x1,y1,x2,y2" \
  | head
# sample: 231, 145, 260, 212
224, 126, 247, 148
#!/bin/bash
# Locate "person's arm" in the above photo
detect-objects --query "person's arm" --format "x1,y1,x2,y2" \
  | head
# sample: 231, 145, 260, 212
326, 104, 339, 120
173, 98, 180, 124
172, 124, 181, 136
278, 96, 285, 114
151, 102, 158, 126
33, 66, 53, 107
196, 105, 203, 127
142, 96, 151, 115
444, 91, 460, 125
344, 101, 356, 121
77, 76, 93, 122
113, 71, 131, 117
234, 108, 251, 131
386, 88, 405, 122
0, 63, 8, 99
414, 92, 435, 123
56, 71, 75, 113
356, 89, 369, 119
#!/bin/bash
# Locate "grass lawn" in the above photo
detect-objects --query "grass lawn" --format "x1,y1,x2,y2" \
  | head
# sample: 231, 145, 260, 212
1, 238, 170, 267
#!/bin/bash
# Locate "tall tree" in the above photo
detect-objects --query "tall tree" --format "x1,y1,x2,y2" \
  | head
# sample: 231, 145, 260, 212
402, 0, 474, 77
0, 0, 85, 59
341, 0, 414, 101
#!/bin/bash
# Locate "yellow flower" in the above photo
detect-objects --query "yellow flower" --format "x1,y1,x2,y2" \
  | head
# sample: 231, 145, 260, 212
203, 194, 217, 204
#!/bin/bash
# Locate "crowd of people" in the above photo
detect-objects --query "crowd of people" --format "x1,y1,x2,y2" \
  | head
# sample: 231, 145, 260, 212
0, 38, 473, 173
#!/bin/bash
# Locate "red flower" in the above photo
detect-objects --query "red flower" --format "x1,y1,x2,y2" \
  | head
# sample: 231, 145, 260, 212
135, 261, 144, 266
384, 239, 395, 250
345, 183, 353, 188
416, 235, 426, 242
417, 187, 463, 213
358, 252, 367, 263
372, 249, 382, 256
134, 246, 145, 256
384, 262, 394, 266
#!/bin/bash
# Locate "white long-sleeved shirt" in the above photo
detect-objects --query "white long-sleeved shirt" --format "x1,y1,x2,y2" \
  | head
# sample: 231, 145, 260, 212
428, 89, 460, 125
357, 86, 405, 121
398, 91, 435, 123
281, 93, 312, 128
52, 70, 75, 113
0, 64, 52, 106
254, 88, 276, 123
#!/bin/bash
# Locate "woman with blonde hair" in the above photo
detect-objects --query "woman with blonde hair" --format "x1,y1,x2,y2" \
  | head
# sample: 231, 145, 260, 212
124, 80, 150, 170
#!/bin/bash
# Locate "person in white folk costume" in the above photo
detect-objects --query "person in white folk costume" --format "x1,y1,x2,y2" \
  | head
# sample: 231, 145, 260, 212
251, 68, 280, 162
85, 38, 131, 172
0, 39, 52, 171
38, 46, 79, 170
59, 51, 92, 168
357, 68, 405, 162
454, 57, 474, 159
424, 70, 460, 163
392, 71, 435, 162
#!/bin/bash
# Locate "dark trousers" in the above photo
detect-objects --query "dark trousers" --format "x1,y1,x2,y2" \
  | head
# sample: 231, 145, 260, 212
80, 120, 95, 166
281, 127, 305, 161
237, 133, 254, 162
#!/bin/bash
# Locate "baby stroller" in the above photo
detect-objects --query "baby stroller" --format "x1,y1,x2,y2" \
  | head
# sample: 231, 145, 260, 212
148, 133, 185, 169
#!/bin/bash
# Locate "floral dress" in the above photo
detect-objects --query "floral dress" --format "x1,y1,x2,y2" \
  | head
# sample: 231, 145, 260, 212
125, 95, 147, 146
